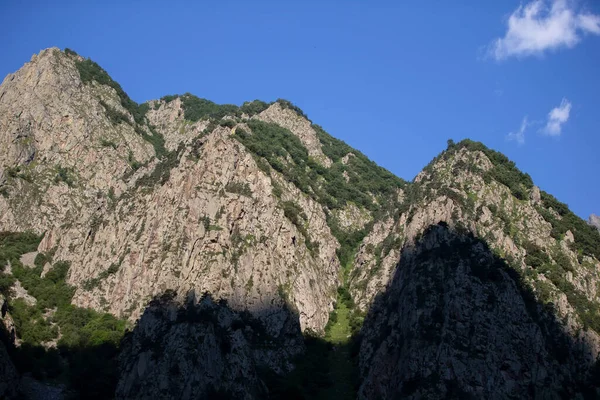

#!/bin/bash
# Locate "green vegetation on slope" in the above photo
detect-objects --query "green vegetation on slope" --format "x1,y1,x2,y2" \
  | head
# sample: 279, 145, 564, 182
314, 124, 405, 206
420, 139, 600, 261
161, 93, 241, 121
428, 139, 533, 200
66, 48, 148, 125
179, 93, 240, 121
265, 296, 361, 399
240, 99, 270, 116
320, 299, 356, 399
0, 232, 41, 266
320, 286, 364, 400
537, 191, 600, 260
0, 231, 127, 399
65, 48, 170, 165
160, 95, 288, 121
233, 114, 406, 265
419, 140, 600, 334
0, 232, 41, 296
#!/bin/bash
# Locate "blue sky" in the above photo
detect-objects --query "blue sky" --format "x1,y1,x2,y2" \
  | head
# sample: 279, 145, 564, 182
1, 1, 599, 219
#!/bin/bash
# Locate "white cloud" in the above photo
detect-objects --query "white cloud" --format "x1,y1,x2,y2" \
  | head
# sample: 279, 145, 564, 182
507, 116, 529, 145
543, 98, 571, 135
490, 0, 600, 60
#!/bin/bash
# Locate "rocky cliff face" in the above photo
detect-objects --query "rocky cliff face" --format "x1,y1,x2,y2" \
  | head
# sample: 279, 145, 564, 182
116, 291, 303, 400
0, 48, 391, 399
0, 48, 154, 231
351, 143, 600, 398
357, 224, 596, 398
0, 48, 340, 335
1, 49, 600, 399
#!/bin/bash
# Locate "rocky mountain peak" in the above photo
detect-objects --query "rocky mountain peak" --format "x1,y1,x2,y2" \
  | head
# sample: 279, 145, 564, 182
255, 101, 332, 167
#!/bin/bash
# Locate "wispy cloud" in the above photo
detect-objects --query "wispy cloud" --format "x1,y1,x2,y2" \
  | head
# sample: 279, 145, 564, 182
542, 98, 571, 136
490, 0, 600, 60
507, 117, 529, 145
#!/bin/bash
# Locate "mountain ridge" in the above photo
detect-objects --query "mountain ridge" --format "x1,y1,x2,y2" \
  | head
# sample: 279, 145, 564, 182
1, 47, 600, 399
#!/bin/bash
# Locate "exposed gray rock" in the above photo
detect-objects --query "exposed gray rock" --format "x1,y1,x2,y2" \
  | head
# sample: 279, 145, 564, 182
530, 185, 541, 204
350, 146, 600, 398
0, 48, 154, 232
590, 214, 600, 231
0, 49, 340, 334
18, 252, 37, 268
10, 280, 36, 306
351, 146, 600, 347
116, 291, 304, 400
358, 224, 597, 399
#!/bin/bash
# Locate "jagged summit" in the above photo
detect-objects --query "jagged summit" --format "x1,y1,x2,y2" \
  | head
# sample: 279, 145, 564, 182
1, 48, 600, 399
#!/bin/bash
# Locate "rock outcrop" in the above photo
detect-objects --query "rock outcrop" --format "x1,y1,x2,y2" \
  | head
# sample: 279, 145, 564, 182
590, 214, 600, 231
256, 101, 332, 167
0, 48, 340, 334
350, 143, 600, 398
0, 48, 154, 231
116, 291, 304, 400
358, 224, 597, 399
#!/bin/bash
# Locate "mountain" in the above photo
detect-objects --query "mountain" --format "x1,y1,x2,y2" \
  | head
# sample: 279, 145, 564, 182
1, 48, 600, 399
353, 142, 600, 398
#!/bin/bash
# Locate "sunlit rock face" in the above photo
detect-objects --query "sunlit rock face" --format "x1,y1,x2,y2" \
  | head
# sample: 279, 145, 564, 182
590, 214, 600, 231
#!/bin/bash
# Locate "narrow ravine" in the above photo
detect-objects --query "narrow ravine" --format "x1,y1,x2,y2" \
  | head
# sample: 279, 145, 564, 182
265, 248, 365, 399
316, 249, 364, 400
321, 295, 357, 399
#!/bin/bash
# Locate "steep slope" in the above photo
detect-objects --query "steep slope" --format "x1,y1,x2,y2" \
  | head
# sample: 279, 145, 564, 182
0, 48, 404, 398
0, 48, 155, 230
0, 48, 344, 333
116, 292, 304, 400
351, 140, 600, 398
358, 223, 596, 398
